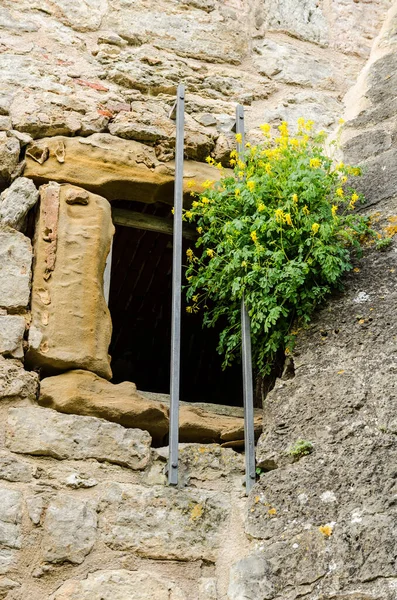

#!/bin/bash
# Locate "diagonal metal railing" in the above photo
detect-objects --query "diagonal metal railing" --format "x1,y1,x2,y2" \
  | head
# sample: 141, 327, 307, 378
167, 88, 256, 494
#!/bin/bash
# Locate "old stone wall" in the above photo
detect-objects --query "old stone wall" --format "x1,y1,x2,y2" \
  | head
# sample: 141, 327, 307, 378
0, 0, 396, 598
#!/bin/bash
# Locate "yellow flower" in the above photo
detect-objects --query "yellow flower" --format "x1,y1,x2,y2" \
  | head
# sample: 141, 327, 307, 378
201, 197, 210, 204
290, 138, 299, 147
241, 260, 247, 267
338, 118, 345, 125
349, 192, 359, 209
197, 226, 203, 234
235, 133, 242, 143
230, 149, 237, 158
341, 175, 348, 184
202, 180, 214, 189
297, 117, 305, 129
305, 119, 314, 131
285, 213, 293, 226
335, 162, 344, 171
312, 223, 320, 234
247, 180, 255, 192
192, 295, 199, 302
187, 180, 196, 188
278, 121, 289, 137
258, 203, 265, 212
331, 205, 338, 217
245, 142, 251, 148
265, 163, 272, 175
260, 123, 271, 134
336, 188, 344, 198
171, 207, 175, 215
186, 306, 193, 313
250, 230, 258, 242
238, 171, 244, 178
275, 209, 285, 223
192, 201, 200, 208
235, 189, 241, 197
216, 162, 223, 170
229, 159, 236, 166
237, 160, 245, 170
310, 158, 321, 168
292, 194, 298, 203
185, 210, 193, 219
205, 156, 214, 165
206, 248, 215, 257
186, 248, 194, 261
303, 205, 310, 215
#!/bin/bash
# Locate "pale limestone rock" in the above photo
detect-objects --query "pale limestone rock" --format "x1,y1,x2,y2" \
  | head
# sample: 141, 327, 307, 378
199, 578, 217, 600
39, 369, 169, 446
0, 315, 25, 358
99, 482, 229, 561
0, 453, 33, 483
45, 0, 108, 32
6, 407, 151, 470
0, 356, 38, 401
42, 495, 97, 564
0, 550, 13, 576
228, 554, 275, 600
26, 495, 44, 525
0, 577, 19, 599
50, 570, 186, 600
253, 39, 334, 88
0, 177, 39, 231
0, 132, 19, 188
26, 183, 114, 379
262, 0, 329, 46
0, 228, 32, 310
24, 134, 225, 204
0, 487, 23, 551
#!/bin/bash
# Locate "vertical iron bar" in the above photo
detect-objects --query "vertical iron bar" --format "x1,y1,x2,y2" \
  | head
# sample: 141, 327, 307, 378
168, 84, 185, 485
235, 104, 256, 494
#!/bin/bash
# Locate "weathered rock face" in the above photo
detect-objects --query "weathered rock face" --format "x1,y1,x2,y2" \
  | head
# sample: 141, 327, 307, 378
0, 132, 19, 189
0, 315, 25, 359
26, 182, 114, 379
0, 356, 38, 401
39, 369, 169, 445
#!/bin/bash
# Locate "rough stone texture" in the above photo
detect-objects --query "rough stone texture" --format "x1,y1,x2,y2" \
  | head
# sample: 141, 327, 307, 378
6, 407, 151, 470
0, 228, 32, 310
262, 0, 329, 46
51, 570, 186, 600
0, 315, 25, 359
0, 487, 23, 551
39, 369, 169, 445
26, 182, 114, 379
0, 132, 19, 188
0, 356, 38, 401
0, 176, 39, 231
0, 453, 33, 483
24, 134, 225, 205
99, 482, 229, 561
42, 495, 97, 564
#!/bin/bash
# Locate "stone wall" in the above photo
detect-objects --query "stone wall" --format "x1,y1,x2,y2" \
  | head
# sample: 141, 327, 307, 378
0, 0, 396, 598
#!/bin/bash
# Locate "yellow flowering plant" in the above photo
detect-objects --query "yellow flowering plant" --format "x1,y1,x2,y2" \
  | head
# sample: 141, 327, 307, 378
184, 119, 377, 374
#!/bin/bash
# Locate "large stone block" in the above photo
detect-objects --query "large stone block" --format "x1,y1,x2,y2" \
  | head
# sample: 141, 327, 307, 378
39, 369, 169, 445
6, 407, 151, 470
0, 487, 23, 551
0, 132, 19, 188
26, 182, 114, 379
261, 0, 329, 46
42, 495, 97, 564
0, 228, 32, 310
0, 315, 25, 359
0, 356, 38, 401
0, 177, 39, 231
99, 482, 229, 561
50, 570, 186, 600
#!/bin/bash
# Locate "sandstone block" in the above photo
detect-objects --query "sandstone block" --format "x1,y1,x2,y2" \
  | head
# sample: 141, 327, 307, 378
262, 0, 329, 46
24, 134, 224, 205
99, 482, 229, 561
26, 182, 114, 379
6, 407, 151, 470
0, 228, 32, 310
42, 495, 97, 564
0, 577, 19, 600
0, 356, 38, 401
50, 570, 186, 600
0, 132, 19, 188
39, 369, 169, 445
0, 315, 25, 359
0, 177, 39, 231
0, 487, 23, 551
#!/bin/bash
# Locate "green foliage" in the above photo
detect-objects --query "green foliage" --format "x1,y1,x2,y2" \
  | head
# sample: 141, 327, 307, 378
184, 119, 376, 374
288, 439, 314, 459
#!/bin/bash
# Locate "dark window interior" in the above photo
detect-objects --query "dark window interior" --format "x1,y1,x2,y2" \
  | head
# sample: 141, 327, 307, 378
108, 200, 243, 406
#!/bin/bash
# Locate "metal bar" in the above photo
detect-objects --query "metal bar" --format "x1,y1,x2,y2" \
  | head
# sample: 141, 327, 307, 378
103, 238, 113, 306
235, 104, 256, 494
168, 83, 185, 486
